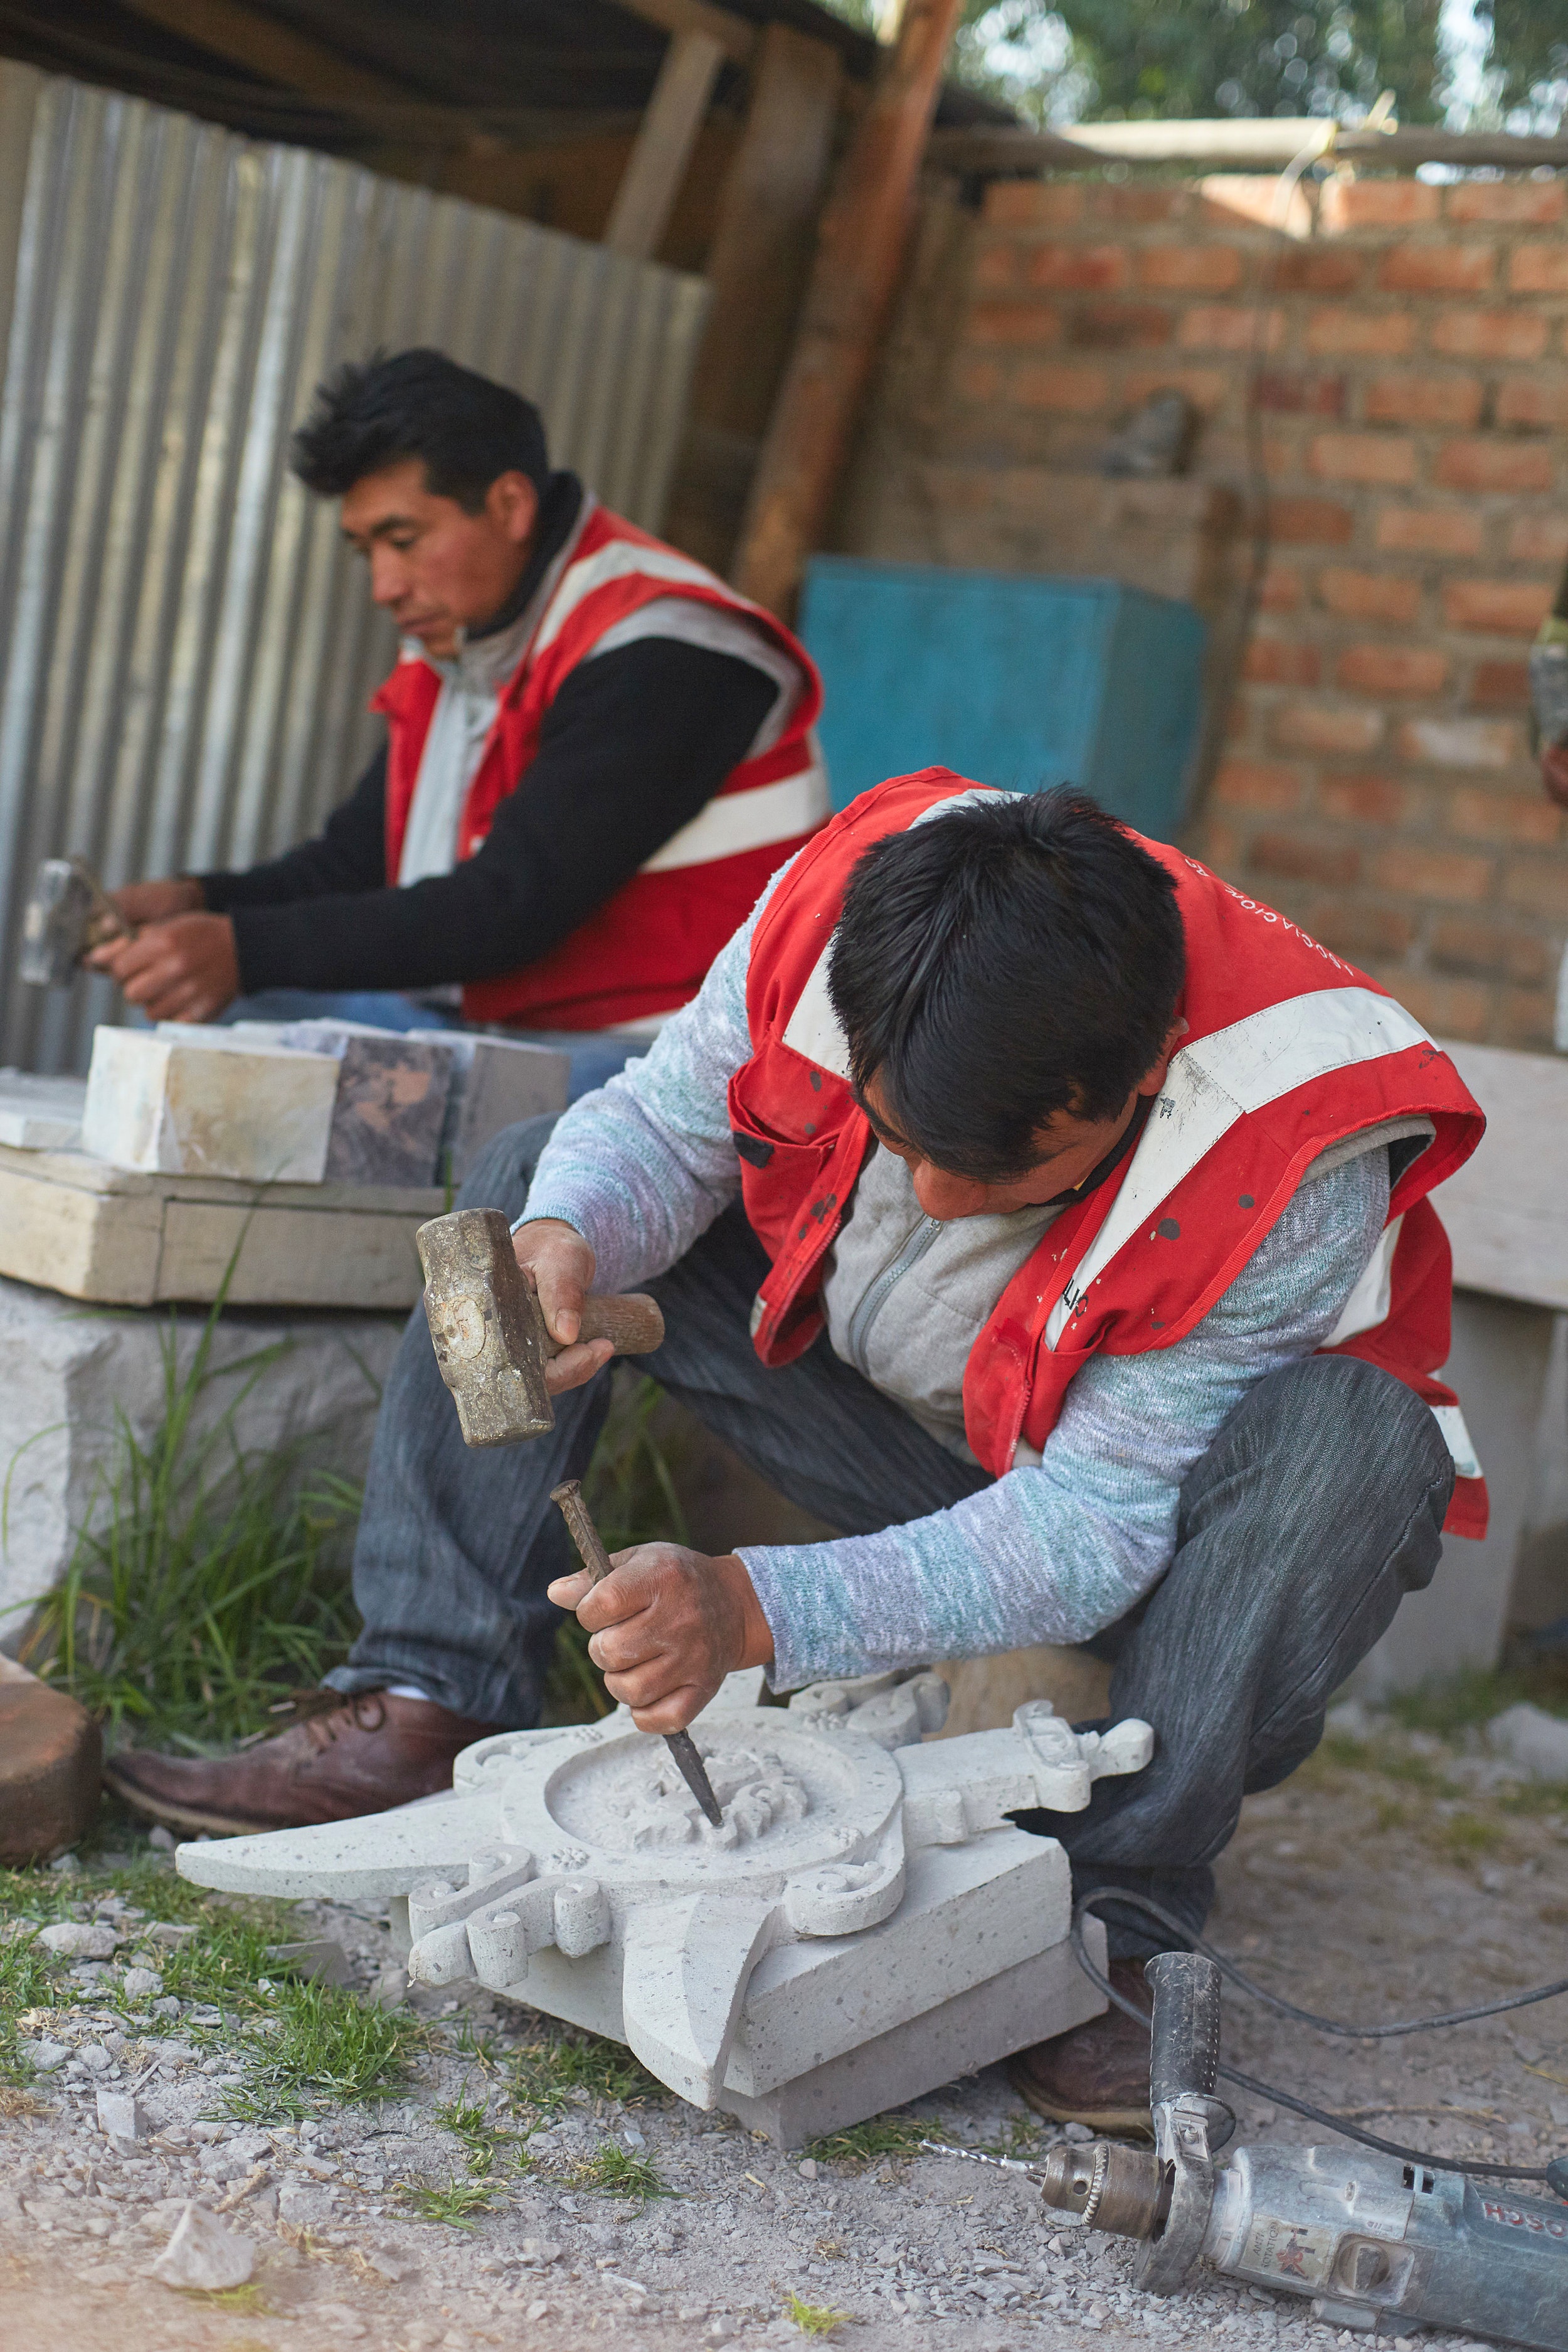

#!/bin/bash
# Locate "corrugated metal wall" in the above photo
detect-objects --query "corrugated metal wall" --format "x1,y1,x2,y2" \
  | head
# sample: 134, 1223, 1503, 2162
0, 61, 711, 1072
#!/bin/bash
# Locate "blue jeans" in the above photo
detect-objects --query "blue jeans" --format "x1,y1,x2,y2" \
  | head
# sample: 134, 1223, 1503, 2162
327, 1114, 1455, 1957
221, 989, 644, 1104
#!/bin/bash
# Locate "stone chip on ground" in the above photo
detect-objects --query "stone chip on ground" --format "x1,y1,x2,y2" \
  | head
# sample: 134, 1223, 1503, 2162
147, 2200, 255, 2291
95, 2087, 147, 2140
36, 1920, 117, 1959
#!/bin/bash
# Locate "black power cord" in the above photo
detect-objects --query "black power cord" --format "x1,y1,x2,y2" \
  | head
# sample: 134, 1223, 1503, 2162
1071, 1888, 1568, 2190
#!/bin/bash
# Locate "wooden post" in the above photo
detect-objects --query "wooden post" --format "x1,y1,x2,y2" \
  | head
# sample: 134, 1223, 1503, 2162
602, 27, 727, 263
731, 0, 965, 619
663, 23, 844, 572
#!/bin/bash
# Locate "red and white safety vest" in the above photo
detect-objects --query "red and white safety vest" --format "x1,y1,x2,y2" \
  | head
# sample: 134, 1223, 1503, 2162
371, 499, 829, 1031
729, 771, 1490, 1537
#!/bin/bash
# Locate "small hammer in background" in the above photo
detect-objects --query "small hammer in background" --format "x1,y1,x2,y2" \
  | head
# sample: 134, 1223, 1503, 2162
415, 1206, 726, 1828
19, 857, 135, 989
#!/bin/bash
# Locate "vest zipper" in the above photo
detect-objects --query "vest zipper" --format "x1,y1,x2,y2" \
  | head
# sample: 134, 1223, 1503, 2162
845, 1215, 943, 1378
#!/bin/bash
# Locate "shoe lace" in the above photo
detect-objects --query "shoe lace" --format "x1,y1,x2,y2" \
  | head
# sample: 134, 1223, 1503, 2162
233, 1688, 388, 1753
302, 1692, 388, 1753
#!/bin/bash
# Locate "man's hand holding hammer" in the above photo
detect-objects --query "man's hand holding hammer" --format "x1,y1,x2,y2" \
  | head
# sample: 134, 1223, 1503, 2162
85, 877, 240, 1023
521, 1217, 775, 1735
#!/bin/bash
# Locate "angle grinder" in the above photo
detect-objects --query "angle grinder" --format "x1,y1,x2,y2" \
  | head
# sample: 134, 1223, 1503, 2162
928, 1952, 1567, 2351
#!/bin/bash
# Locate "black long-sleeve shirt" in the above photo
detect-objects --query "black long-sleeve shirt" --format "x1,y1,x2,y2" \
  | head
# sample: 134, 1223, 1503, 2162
199, 477, 781, 995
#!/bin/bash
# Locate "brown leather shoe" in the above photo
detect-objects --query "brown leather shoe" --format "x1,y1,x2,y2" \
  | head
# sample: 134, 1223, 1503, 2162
103, 1690, 500, 1836
1010, 1957, 1154, 2136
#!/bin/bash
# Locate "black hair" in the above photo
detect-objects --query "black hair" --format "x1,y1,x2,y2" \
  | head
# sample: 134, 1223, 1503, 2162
827, 789, 1186, 1182
289, 348, 549, 511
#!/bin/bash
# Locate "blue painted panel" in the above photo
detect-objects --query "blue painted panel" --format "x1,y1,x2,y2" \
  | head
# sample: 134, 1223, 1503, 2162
798, 557, 1207, 841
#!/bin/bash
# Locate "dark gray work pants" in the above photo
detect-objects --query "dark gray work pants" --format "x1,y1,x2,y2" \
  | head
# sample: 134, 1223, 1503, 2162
329, 1116, 1455, 1957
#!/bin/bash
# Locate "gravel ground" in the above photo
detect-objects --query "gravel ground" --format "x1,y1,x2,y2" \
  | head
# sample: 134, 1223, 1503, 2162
3, 1712, 1565, 2352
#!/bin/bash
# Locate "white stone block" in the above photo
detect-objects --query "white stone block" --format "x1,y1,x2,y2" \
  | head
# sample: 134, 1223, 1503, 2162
0, 1070, 85, 1150
0, 1273, 400, 1634
83, 1028, 338, 1183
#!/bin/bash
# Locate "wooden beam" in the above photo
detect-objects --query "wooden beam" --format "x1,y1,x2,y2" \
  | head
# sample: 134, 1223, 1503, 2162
116, 0, 413, 106
664, 23, 844, 570
930, 119, 1568, 175
699, 25, 843, 437
613, 0, 757, 69
603, 26, 726, 262
731, 0, 964, 619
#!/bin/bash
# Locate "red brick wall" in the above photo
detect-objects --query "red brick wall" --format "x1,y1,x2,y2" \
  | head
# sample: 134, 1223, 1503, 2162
850, 171, 1568, 1048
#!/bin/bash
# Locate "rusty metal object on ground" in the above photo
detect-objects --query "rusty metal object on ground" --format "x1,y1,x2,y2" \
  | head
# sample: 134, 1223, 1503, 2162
0, 1655, 101, 1862
416, 1206, 664, 1445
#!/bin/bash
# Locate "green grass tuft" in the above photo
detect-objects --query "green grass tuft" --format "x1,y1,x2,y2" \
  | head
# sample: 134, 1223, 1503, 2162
10, 1272, 364, 1752
0, 1854, 419, 2119
805, 2112, 929, 2167
399, 2174, 499, 2229
228, 1977, 423, 2118
508, 2027, 661, 2118
563, 2139, 670, 2201
787, 2294, 853, 2334
436, 2095, 523, 2178
0, 1927, 58, 2087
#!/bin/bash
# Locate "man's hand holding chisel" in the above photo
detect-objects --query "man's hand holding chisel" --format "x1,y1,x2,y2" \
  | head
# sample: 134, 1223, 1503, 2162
524, 1217, 776, 1733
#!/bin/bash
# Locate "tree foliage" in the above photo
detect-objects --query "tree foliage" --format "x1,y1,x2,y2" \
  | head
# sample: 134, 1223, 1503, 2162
1052, 0, 1443, 122
1472, 1, 1568, 120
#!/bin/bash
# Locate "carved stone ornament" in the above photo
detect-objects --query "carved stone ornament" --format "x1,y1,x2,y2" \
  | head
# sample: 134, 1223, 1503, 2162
177, 1671, 1153, 2143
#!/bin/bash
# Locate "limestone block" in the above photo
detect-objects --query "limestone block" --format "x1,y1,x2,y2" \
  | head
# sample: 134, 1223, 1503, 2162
82, 1028, 338, 1183
0, 1273, 400, 1633
433, 1033, 569, 1182
719, 1926, 1107, 2147
0, 1070, 85, 1150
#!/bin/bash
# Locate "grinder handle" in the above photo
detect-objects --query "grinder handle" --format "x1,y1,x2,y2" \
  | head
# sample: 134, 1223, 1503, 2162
561, 1292, 664, 1361
1143, 1951, 1222, 2105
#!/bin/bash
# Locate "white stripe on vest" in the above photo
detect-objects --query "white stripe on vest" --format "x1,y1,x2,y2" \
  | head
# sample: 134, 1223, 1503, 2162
640, 763, 831, 873
534, 540, 763, 656
1044, 986, 1434, 1350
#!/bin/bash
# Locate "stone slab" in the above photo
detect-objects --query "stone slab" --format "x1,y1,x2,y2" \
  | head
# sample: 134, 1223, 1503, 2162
0, 1143, 442, 1307
284, 1027, 452, 1188
0, 1271, 401, 1633
716, 1917, 1108, 2147
1356, 1288, 1558, 1694
82, 1027, 339, 1183
0, 1070, 85, 1150
271, 1021, 569, 1183
1431, 1042, 1568, 1312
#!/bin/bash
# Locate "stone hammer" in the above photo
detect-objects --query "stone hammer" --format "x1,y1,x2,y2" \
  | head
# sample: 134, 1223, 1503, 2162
19, 857, 135, 988
416, 1206, 665, 1446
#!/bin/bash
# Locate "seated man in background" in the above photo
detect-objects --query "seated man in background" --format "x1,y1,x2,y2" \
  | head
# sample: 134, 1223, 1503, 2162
92, 349, 827, 1098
